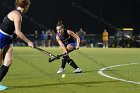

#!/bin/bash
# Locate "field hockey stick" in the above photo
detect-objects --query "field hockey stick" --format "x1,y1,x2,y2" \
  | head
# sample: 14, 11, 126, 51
48, 53, 65, 62
48, 48, 77, 63
34, 47, 56, 59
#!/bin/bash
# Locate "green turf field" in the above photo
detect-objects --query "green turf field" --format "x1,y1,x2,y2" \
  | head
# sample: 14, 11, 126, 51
1, 47, 140, 93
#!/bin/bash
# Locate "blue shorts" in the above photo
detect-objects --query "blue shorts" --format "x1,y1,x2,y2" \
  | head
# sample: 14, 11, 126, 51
63, 42, 76, 48
0, 31, 12, 49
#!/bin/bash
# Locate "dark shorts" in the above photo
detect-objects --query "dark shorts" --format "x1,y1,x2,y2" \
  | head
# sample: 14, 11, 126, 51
0, 31, 12, 49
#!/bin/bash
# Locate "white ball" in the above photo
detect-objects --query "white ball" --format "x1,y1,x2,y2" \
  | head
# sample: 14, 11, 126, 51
62, 74, 66, 78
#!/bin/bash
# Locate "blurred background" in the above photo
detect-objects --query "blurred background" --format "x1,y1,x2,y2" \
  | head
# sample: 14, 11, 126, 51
1, 0, 140, 47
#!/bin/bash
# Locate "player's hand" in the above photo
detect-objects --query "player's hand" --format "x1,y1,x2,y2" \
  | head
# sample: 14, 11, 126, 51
27, 41, 34, 48
64, 49, 68, 53
63, 50, 68, 56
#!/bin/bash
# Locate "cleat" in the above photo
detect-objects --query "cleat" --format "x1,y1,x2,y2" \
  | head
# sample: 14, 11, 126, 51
57, 68, 65, 74
73, 68, 82, 73
0, 83, 8, 90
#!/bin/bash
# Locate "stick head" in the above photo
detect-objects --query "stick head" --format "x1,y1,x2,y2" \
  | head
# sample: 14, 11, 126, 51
48, 55, 61, 63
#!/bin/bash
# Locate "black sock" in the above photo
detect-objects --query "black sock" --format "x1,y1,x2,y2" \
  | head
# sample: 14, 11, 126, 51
67, 59, 79, 69
0, 65, 9, 82
61, 55, 69, 69
61, 59, 67, 69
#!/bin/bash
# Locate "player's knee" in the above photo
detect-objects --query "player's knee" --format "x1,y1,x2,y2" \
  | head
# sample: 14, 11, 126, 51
4, 59, 12, 67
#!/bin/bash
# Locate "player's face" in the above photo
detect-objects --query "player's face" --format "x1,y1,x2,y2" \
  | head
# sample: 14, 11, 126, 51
56, 26, 64, 34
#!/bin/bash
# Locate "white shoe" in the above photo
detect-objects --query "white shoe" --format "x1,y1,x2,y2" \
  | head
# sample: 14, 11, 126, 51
57, 68, 65, 74
73, 68, 82, 73
0, 83, 8, 90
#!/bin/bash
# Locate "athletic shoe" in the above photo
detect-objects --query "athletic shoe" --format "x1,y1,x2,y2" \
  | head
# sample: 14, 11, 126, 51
73, 68, 82, 73
57, 68, 65, 74
0, 83, 8, 90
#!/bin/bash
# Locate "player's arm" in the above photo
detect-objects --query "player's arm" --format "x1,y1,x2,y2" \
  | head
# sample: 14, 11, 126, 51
67, 30, 80, 49
12, 11, 33, 47
56, 34, 67, 53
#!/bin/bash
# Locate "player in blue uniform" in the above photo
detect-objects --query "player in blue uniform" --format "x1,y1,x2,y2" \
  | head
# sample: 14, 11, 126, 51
0, 0, 33, 90
56, 21, 82, 73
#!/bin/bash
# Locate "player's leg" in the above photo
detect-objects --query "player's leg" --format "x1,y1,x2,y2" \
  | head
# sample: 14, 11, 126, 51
66, 44, 82, 73
104, 40, 106, 48
0, 49, 7, 90
57, 44, 67, 74
103, 40, 105, 48
0, 46, 12, 90
57, 44, 77, 74
0, 49, 2, 65
56, 55, 68, 74
0, 46, 12, 80
3, 45, 13, 66
106, 40, 108, 48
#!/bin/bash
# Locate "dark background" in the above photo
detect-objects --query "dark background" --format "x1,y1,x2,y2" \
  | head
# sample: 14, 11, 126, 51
0, 0, 140, 35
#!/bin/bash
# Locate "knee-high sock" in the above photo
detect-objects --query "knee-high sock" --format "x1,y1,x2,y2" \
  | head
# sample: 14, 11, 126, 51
61, 59, 67, 69
61, 55, 69, 69
67, 59, 79, 69
0, 65, 9, 82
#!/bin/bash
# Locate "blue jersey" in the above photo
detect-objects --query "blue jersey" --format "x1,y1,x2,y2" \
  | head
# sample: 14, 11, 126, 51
57, 30, 76, 47
41, 33, 47, 40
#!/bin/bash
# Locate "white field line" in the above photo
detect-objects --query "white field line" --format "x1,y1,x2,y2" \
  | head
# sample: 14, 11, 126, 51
98, 63, 140, 85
